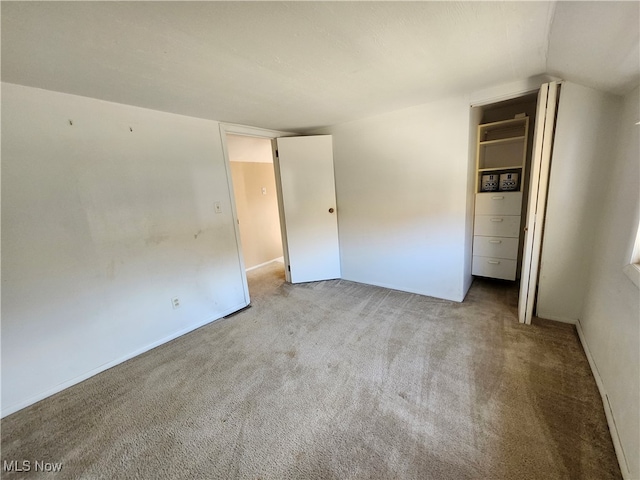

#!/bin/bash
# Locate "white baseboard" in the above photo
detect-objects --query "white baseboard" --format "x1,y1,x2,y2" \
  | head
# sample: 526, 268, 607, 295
536, 312, 577, 324
1, 302, 248, 418
576, 320, 631, 479
245, 256, 284, 272
339, 275, 463, 303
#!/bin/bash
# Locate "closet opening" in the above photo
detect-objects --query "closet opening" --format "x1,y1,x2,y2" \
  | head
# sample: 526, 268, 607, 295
471, 92, 538, 279
469, 85, 561, 324
470, 90, 540, 323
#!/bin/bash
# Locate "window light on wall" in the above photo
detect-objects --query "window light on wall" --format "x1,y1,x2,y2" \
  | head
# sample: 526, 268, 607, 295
623, 121, 640, 288
624, 223, 640, 288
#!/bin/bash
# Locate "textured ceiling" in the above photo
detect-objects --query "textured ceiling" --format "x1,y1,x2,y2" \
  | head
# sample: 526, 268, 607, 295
2, 2, 638, 132
547, 1, 640, 95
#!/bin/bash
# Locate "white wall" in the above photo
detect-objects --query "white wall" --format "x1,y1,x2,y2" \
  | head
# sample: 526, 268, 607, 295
229, 161, 283, 269
325, 96, 473, 302
1, 83, 247, 416
227, 134, 283, 270
579, 86, 639, 479
537, 82, 622, 322
536, 81, 639, 478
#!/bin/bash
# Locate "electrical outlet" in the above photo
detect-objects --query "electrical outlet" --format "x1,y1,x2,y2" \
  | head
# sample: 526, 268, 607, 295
214, 202, 222, 214
171, 297, 180, 309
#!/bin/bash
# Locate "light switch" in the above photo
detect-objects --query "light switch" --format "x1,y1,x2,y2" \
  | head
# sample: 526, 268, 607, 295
261, 187, 267, 195
214, 202, 222, 214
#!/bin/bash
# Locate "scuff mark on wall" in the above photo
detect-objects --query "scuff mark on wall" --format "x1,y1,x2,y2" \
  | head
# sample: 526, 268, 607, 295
145, 234, 170, 246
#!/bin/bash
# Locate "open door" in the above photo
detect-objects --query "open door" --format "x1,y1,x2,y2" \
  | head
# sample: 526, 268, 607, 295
518, 82, 559, 324
274, 135, 341, 283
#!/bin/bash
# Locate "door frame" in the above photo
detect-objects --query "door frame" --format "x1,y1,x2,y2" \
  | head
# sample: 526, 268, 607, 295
218, 123, 294, 305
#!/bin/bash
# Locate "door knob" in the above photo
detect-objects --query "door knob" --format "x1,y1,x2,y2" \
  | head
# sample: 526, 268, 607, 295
328, 208, 335, 213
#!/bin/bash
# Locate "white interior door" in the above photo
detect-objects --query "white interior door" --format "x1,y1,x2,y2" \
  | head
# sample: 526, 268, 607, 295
518, 82, 559, 324
275, 135, 341, 283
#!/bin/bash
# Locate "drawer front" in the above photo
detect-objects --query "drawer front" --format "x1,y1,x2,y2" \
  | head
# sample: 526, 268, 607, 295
474, 215, 521, 238
473, 236, 518, 260
472, 256, 517, 281
475, 192, 522, 215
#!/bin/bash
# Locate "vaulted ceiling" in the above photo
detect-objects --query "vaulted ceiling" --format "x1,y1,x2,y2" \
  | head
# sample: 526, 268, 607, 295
2, 1, 638, 132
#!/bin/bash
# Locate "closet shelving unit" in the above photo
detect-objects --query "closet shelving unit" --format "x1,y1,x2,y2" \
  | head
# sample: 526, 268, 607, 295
472, 117, 529, 281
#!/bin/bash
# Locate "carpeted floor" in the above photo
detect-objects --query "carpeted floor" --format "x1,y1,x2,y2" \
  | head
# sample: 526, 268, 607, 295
1, 262, 621, 479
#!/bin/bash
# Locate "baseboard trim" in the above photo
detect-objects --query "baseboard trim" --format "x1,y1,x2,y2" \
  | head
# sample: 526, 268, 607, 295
536, 312, 577, 324
576, 320, 631, 479
339, 276, 463, 303
245, 256, 284, 272
1, 302, 247, 418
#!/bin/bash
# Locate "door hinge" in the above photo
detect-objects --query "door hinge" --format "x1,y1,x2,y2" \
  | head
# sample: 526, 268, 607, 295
288, 265, 290, 272
275, 149, 279, 157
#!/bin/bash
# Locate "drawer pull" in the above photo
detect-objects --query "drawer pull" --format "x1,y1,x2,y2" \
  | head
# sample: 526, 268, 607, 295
490, 218, 504, 222
489, 240, 502, 244
491, 196, 504, 200
488, 260, 500, 265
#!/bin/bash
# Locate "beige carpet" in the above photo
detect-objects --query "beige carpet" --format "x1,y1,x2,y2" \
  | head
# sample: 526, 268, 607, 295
2, 262, 621, 479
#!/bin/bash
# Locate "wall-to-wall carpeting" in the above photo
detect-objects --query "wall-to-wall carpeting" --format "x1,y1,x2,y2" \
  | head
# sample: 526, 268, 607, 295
1, 263, 620, 479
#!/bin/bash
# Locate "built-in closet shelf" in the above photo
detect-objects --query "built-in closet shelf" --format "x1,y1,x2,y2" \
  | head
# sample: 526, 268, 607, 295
478, 166, 522, 172
472, 116, 529, 281
479, 136, 525, 146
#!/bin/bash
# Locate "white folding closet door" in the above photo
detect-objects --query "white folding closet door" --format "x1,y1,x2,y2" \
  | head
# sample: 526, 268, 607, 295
518, 82, 560, 324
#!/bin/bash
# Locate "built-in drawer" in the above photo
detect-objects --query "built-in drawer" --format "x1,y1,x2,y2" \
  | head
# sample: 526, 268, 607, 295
473, 236, 518, 260
472, 255, 517, 281
474, 215, 521, 238
475, 192, 522, 216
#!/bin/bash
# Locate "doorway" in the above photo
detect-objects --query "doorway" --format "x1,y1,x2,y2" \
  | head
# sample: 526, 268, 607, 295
220, 124, 341, 310
225, 133, 285, 292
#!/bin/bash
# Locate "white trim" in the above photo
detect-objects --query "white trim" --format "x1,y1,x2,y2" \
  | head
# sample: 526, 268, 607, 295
535, 313, 577, 325
576, 320, 631, 479
519, 81, 559, 325
470, 75, 561, 107
340, 276, 464, 303
271, 139, 293, 283
220, 122, 295, 139
246, 256, 284, 272
219, 124, 252, 306
1, 303, 246, 418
